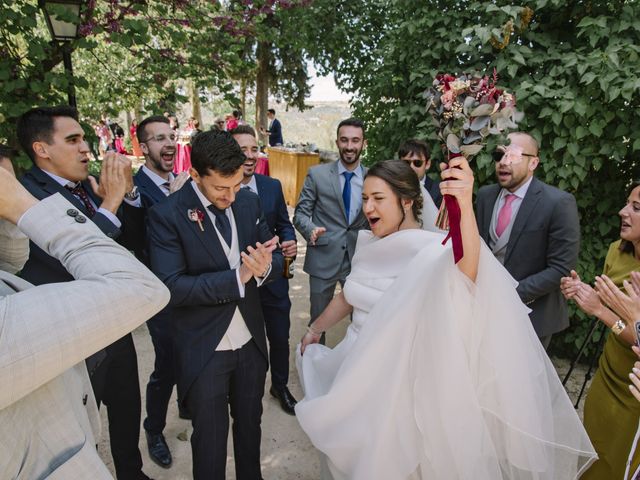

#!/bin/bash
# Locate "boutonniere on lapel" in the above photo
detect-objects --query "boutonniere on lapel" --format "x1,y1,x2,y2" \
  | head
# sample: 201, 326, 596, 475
188, 208, 205, 231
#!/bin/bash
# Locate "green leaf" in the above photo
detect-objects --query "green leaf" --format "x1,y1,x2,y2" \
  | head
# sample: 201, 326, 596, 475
575, 126, 588, 139
553, 137, 566, 151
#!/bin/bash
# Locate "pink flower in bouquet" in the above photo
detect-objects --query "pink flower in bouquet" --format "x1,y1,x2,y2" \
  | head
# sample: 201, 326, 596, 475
441, 89, 456, 110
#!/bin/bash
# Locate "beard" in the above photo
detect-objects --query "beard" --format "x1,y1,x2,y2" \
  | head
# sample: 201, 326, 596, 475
339, 147, 363, 165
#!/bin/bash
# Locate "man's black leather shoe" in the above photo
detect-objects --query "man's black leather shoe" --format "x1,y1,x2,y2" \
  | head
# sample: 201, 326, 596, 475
146, 432, 172, 468
270, 385, 297, 415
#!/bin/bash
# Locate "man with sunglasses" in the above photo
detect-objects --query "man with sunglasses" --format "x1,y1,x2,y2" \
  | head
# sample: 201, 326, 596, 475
133, 115, 191, 469
398, 139, 442, 208
398, 139, 442, 231
476, 132, 580, 350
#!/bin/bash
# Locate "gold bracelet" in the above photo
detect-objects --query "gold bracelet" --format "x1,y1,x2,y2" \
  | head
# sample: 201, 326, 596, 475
611, 319, 627, 335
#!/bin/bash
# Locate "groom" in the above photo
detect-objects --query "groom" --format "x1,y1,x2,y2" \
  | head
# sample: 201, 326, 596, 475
147, 130, 283, 479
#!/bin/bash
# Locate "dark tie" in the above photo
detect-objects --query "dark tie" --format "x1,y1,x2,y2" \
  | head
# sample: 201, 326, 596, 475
342, 171, 355, 223
208, 205, 232, 247
66, 184, 96, 217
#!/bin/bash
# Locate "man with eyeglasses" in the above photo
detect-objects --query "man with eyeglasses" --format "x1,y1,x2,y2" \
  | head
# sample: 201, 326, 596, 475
476, 132, 580, 350
398, 139, 442, 231
133, 115, 191, 469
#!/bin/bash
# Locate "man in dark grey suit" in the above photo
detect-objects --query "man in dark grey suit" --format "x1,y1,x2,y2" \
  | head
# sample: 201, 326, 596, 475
476, 132, 580, 349
293, 118, 369, 331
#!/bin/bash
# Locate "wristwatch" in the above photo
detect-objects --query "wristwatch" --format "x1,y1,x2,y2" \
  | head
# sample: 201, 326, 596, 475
124, 186, 139, 201
611, 319, 626, 335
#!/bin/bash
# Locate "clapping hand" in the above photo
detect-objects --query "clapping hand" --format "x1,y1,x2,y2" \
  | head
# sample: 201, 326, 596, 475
239, 237, 277, 283
594, 274, 640, 325
560, 270, 582, 300
88, 152, 130, 213
572, 281, 604, 317
309, 226, 326, 246
170, 171, 191, 194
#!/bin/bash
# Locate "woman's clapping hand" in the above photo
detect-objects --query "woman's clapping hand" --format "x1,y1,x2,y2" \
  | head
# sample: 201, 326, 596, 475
594, 274, 640, 325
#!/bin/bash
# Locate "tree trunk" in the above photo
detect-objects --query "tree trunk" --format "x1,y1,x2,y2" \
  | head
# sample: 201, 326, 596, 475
240, 77, 247, 122
189, 79, 203, 126
255, 40, 270, 145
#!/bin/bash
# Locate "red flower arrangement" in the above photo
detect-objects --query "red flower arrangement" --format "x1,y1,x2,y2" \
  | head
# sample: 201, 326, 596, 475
188, 208, 205, 231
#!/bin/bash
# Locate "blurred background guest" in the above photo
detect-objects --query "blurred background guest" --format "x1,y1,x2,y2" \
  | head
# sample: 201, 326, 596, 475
130, 119, 143, 158
212, 117, 226, 131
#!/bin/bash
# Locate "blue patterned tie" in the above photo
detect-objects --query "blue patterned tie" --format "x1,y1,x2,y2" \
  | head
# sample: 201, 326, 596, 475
342, 171, 355, 223
208, 205, 232, 247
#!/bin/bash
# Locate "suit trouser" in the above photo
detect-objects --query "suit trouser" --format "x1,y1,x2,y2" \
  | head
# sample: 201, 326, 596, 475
144, 310, 177, 435
91, 333, 144, 480
187, 340, 267, 480
309, 252, 352, 323
260, 288, 292, 387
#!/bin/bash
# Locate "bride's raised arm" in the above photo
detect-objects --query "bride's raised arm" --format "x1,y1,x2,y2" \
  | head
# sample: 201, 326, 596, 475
439, 157, 481, 282
300, 292, 353, 354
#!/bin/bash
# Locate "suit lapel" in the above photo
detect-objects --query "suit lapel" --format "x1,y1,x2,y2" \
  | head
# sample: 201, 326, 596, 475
135, 169, 167, 204
176, 185, 228, 267
505, 177, 542, 264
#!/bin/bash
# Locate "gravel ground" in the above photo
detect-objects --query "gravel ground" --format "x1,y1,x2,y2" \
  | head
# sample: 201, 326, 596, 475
98, 230, 591, 479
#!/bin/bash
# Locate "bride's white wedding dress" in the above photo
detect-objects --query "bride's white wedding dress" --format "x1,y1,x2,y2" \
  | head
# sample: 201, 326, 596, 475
296, 229, 596, 480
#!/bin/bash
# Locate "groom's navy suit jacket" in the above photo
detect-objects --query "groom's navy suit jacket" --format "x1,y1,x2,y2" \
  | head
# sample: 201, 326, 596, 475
147, 184, 283, 405
254, 174, 295, 300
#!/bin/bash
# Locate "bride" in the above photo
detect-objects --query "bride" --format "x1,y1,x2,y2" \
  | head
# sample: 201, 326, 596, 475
295, 158, 596, 479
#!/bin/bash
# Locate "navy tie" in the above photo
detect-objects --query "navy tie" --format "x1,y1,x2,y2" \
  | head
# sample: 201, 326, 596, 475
342, 171, 355, 223
208, 205, 232, 247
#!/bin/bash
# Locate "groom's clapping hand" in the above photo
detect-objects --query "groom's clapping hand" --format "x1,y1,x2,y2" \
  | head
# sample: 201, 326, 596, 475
239, 237, 278, 283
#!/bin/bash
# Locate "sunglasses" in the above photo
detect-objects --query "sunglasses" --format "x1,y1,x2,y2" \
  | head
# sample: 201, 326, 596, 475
402, 159, 426, 168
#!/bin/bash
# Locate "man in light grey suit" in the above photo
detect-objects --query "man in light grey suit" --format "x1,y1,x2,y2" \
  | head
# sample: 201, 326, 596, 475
476, 132, 580, 349
0, 167, 169, 479
294, 118, 369, 332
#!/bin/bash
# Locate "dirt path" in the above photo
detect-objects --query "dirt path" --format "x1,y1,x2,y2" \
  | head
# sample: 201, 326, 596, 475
98, 232, 590, 479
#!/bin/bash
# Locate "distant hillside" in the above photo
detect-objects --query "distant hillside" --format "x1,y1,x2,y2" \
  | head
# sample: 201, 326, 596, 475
276, 101, 352, 151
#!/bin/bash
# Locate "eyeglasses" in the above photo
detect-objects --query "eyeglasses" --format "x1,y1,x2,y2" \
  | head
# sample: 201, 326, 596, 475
401, 159, 426, 168
216, 121, 225, 125
144, 133, 177, 144
492, 146, 536, 164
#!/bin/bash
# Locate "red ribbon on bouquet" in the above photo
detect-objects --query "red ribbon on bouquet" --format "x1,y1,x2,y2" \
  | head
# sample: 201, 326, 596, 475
437, 152, 463, 264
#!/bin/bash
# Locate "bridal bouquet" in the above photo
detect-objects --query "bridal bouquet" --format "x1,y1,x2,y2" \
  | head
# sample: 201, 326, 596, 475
424, 70, 523, 263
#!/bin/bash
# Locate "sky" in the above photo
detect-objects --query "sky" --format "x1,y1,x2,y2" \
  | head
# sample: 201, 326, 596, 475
308, 64, 351, 102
